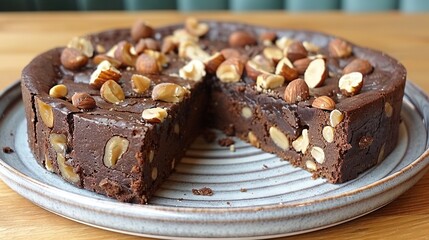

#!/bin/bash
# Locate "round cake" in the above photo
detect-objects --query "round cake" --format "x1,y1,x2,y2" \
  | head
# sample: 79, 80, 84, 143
21, 18, 406, 203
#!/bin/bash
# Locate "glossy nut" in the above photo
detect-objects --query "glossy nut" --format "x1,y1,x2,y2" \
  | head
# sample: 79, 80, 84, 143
100, 80, 125, 104
89, 60, 122, 89
103, 136, 129, 168
329, 109, 344, 127
283, 78, 310, 104
60, 47, 88, 70
131, 74, 151, 94
49, 84, 68, 98
256, 73, 285, 90
310, 146, 325, 164
142, 107, 168, 123
151, 83, 189, 103
312, 96, 336, 110
179, 59, 206, 82
67, 36, 94, 57
71, 92, 96, 110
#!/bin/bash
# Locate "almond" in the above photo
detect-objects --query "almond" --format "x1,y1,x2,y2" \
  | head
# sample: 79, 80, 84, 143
283, 78, 310, 104
185, 17, 209, 37
312, 96, 335, 110
256, 73, 285, 90
93, 54, 122, 68
89, 60, 122, 89
114, 41, 137, 67
275, 36, 293, 50
275, 58, 299, 81
161, 36, 177, 54
60, 47, 88, 70
100, 80, 125, 104
204, 52, 226, 74
135, 38, 160, 54
229, 31, 257, 48
304, 58, 328, 88
338, 72, 363, 96
135, 53, 160, 75
131, 20, 155, 41
245, 55, 274, 80
329, 38, 352, 58
293, 58, 311, 75
259, 31, 277, 46
131, 74, 151, 94
263, 46, 283, 63
220, 48, 242, 60
71, 92, 96, 110
179, 59, 206, 82
343, 58, 373, 75
152, 83, 189, 103
67, 36, 94, 58
216, 58, 244, 83
285, 41, 308, 62
49, 84, 68, 98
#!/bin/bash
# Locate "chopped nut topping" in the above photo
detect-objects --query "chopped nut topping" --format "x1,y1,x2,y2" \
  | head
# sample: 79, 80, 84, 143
248, 131, 260, 148
204, 52, 226, 74
283, 78, 310, 104
131, 74, 151, 94
263, 46, 283, 63
285, 41, 308, 62
152, 83, 189, 103
179, 59, 206, 82
302, 41, 320, 53
131, 20, 155, 41
343, 58, 373, 75
67, 36, 94, 57
245, 55, 273, 80
216, 58, 244, 83
275, 36, 293, 50
89, 60, 122, 89
256, 73, 285, 90
144, 49, 169, 69
113, 41, 137, 67
100, 80, 125, 104
329, 38, 352, 58
304, 58, 327, 88
312, 96, 336, 110
339, 72, 363, 96
72, 92, 96, 110
178, 40, 209, 61
185, 17, 209, 37
60, 47, 88, 70
142, 107, 168, 123
275, 58, 299, 81
49, 84, 68, 98
136, 53, 161, 75
229, 31, 257, 48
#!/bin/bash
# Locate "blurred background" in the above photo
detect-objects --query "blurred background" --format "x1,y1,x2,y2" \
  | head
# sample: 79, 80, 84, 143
0, 0, 428, 12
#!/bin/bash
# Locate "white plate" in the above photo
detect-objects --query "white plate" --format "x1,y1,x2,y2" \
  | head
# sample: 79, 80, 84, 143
1, 81, 429, 239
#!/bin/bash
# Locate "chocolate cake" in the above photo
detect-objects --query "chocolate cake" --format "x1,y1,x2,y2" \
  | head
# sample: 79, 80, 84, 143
21, 18, 406, 203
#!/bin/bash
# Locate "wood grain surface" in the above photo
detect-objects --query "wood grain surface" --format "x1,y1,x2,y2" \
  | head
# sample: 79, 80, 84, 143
0, 12, 429, 240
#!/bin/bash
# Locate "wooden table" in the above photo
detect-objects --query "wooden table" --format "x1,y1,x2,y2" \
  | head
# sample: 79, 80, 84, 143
1, 12, 429, 240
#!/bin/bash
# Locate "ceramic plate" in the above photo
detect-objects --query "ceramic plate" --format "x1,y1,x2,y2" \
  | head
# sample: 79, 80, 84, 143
1, 81, 429, 239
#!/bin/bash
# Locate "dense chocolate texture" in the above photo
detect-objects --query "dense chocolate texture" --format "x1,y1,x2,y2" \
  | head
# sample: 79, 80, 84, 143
21, 21, 406, 203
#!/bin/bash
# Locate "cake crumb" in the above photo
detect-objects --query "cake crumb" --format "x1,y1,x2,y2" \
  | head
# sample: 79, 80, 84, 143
192, 187, 214, 196
240, 188, 247, 192
229, 144, 236, 152
2, 146, 14, 154
224, 124, 235, 136
263, 164, 269, 169
218, 137, 235, 147
203, 129, 216, 143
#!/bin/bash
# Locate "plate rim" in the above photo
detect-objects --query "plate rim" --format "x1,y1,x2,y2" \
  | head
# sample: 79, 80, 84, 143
0, 80, 428, 215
